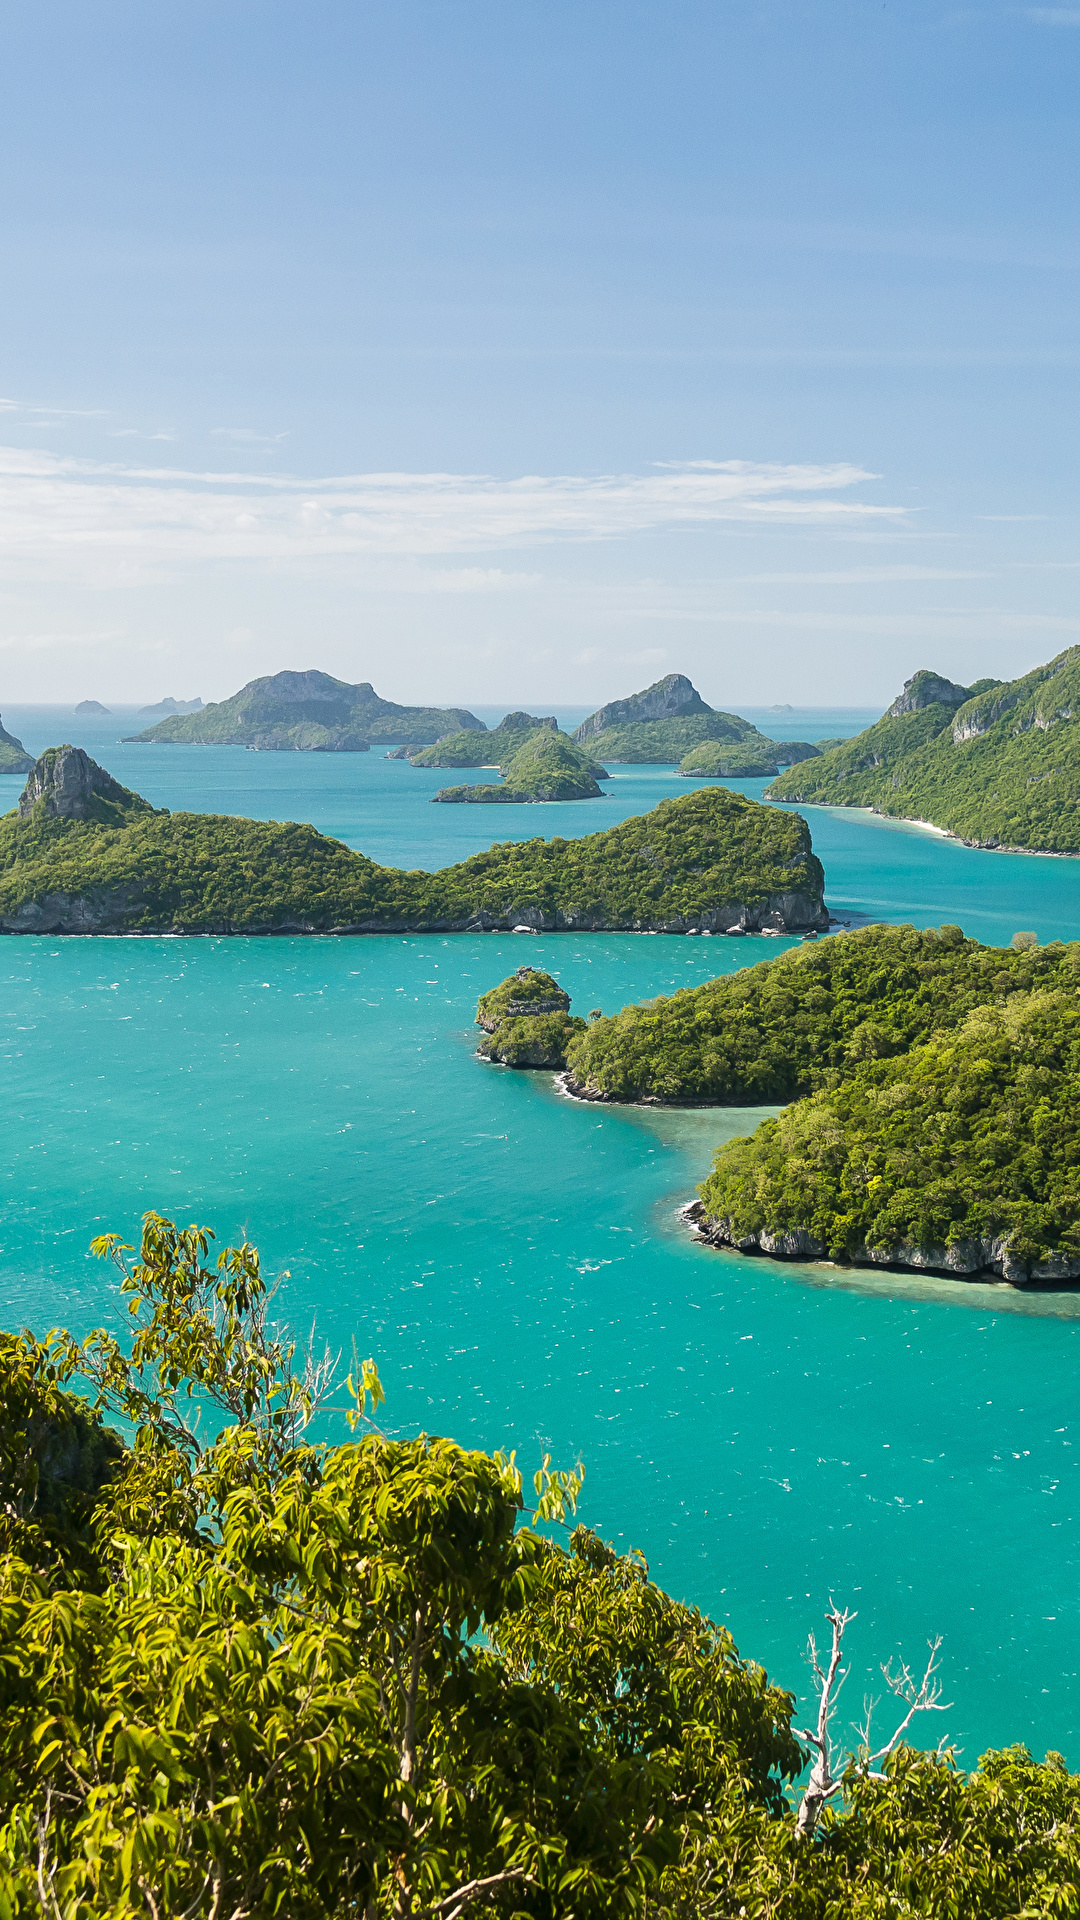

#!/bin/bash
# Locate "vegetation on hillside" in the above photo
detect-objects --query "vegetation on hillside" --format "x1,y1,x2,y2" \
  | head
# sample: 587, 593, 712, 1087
435, 733, 607, 804
678, 739, 820, 778
572, 672, 779, 764
406, 714, 583, 771
476, 967, 586, 1066
0, 715, 33, 775
769, 648, 1080, 853
130, 670, 483, 751
4, 1209, 1080, 1918
0, 772, 827, 932
699, 984, 1080, 1275
563, 923, 1080, 1278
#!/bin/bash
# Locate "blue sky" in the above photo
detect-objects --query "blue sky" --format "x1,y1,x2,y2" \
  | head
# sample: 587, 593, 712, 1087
2, 1, 1080, 707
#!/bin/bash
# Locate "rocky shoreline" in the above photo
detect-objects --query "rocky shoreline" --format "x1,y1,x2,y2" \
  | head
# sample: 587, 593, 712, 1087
679, 1199, 1080, 1288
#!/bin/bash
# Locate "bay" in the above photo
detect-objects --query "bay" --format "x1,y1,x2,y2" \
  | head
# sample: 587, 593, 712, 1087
2, 702, 1080, 1763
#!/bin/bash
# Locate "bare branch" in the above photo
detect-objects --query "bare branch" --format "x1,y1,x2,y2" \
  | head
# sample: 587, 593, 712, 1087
795, 1603, 854, 1840
858, 1635, 952, 1774
428, 1869, 538, 1920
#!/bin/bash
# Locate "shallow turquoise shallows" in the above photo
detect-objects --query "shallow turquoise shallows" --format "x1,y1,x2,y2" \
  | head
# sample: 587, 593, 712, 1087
3, 706, 1080, 1766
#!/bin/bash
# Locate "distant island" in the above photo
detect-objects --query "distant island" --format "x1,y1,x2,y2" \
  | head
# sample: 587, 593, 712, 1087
137, 695, 203, 718
433, 731, 609, 804
541, 922, 1080, 1286
570, 672, 819, 769
391, 710, 609, 802
126, 670, 485, 751
768, 648, 1080, 853
0, 746, 827, 935
0, 717, 34, 777
75, 700, 112, 716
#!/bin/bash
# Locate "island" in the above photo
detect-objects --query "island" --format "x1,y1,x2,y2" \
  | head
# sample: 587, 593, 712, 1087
475, 967, 586, 1064
396, 711, 559, 767
767, 648, 1080, 853
136, 695, 203, 718
571, 671, 786, 763
126, 669, 485, 751
552, 920, 1080, 1285
433, 731, 608, 803
75, 699, 112, 716
0, 716, 35, 776
0, 746, 829, 935
678, 738, 821, 778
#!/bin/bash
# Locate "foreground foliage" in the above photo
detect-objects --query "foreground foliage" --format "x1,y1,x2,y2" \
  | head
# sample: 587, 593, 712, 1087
2, 1212, 1080, 1917
0, 777, 825, 933
769, 647, 1080, 852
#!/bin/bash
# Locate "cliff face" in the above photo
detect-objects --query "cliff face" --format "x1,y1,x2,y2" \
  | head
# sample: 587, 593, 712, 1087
18, 746, 150, 823
574, 673, 709, 739
683, 1202, 1080, 1287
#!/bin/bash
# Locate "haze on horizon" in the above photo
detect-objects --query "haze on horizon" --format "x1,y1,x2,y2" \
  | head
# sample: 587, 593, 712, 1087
1, 1, 1079, 711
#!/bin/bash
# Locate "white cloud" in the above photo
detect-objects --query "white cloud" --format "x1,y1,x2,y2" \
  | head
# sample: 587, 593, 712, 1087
1027, 7, 1080, 22
0, 451, 896, 581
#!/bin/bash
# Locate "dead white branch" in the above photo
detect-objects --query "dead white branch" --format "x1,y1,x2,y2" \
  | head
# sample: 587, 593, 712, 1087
795, 1606, 952, 1839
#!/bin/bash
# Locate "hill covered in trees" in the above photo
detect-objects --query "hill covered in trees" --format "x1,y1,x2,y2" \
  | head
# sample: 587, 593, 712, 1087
434, 732, 608, 803
561, 923, 1080, 1284
768, 651, 1080, 853
571, 672, 783, 763
128, 670, 484, 751
3, 1208, 1079, 1919
0, 749, 827, 934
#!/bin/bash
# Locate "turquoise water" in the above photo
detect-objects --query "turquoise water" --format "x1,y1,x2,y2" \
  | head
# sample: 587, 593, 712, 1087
3, 706, 1080, 1763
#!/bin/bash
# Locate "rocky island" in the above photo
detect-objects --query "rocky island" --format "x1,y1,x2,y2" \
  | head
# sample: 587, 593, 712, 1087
768, 648, 1080, 853
476, 967, 586, 1065
572, 672, 793, 764
127, 669, 484, 751
0, 749, 829, 935
552, 921, 1080, 1285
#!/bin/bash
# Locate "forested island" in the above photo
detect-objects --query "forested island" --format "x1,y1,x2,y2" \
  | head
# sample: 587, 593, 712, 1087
128, 668, 485, 751
571, 671, 806, 764
768, 648, 1080, 853
0, 745, 828, 934
433, 731, 608, 803
2, 1207, 1078, 1918
479, 924, 1080, 1286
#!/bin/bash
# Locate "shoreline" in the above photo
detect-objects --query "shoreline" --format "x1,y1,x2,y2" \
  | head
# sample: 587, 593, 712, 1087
774, 797, 1080, 861
677, 1200, 1080, 1290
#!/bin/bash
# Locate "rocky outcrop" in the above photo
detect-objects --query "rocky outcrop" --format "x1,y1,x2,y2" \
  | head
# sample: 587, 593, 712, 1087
682, 1201, 1080, 1287
574, 673, 709, 740
884, 671, 972, 719
19, 747, 149, 822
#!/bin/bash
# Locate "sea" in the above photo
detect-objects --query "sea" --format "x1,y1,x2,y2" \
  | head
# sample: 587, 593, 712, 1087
3, 700, 1080, 1765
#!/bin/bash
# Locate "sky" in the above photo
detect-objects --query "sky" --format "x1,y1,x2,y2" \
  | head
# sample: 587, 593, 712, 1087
1, 0, 1080, 709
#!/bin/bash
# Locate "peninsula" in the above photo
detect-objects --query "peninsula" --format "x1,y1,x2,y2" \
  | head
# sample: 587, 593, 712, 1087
768, 648, 1080, 853
127, 669, 484, 751
554, 921, 1080, 1285
0, 717, 34, 777
0, 746, 828, 935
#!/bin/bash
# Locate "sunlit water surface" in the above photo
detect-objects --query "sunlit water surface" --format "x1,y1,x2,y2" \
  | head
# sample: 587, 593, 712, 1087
2, 703, 1080, 1761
